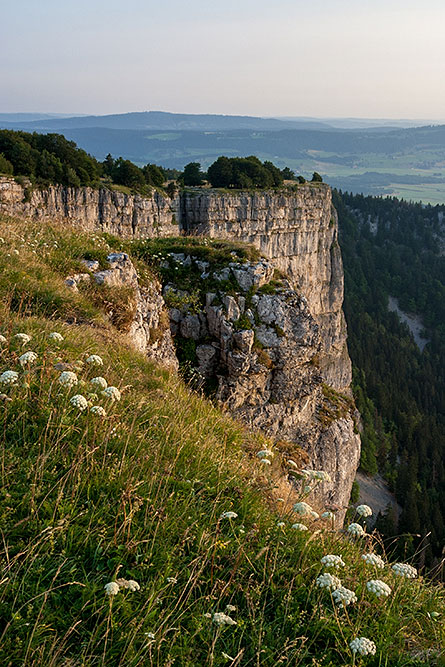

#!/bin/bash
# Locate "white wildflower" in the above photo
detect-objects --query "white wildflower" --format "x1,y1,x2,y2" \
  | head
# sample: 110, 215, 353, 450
70, 394, 88, 411
19, 351, 37, 367
332, 586, 357, 606
291, 523, 308, 531
287, 459, 299, 469
276, 521, 285, 528
125, 579, 140, 592
91, 376, 107, 390
86, 354, 103, 366
257, 449, 273, 459
0, 370, 19, 385
104, 581, 120, 596
321, 511, 335, 520
293, 501, 313, 516
58, 371, 78, 388
212, 612, 237, 627
260, 458, 271, 465
0, 335, 7, 345
310, 510, 319, 520
225, 604, 236, 612
362, 553, 385, 569
166, 577, 177, 584
203, 612, 212, 618
316, 573, 342, 590
220, 511, 238, 520
350, 637, 377, 656
14, 333, 31, 345
392, 562, 417, 579
145, 632, 155, 640
102, 386, 121, 402
366, 579, 392, 598
321, 554, 345, 568
348, 522, 365, 537
48, 332, 64, 342
356, 504, 373, 518
91, 405, 106, 417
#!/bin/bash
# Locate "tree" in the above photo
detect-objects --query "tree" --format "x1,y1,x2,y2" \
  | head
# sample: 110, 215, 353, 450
207, 156, 233, 188
112, 158, 145, 190
281, 167, 295, 180
297, 176, 306, 184
183, 162, 204, 186
311, 172, 323, 182
0, 153, 13, 175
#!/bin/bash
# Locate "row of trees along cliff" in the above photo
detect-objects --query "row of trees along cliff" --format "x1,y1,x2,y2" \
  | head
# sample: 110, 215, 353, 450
0, 129, 323, 195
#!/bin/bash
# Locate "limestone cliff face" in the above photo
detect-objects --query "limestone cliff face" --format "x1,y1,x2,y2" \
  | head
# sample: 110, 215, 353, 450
180, 186, 350, 391
0, 177, 178, 238
162, 254, 360, 519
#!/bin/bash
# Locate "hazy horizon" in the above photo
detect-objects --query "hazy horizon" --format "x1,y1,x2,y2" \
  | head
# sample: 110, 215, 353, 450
2, 0, 445, 118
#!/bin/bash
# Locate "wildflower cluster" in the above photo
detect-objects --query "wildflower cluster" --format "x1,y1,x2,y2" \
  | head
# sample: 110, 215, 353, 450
104, 579, 140, 595
14, 333, 31, 345
212, 612, 237, 627
392, 562, 417, 579
347, 522, 365, 537
0, 370, 18, 385
86, 354, 103, 366
19, 351, 37, 366
362, 553, 385, 568
291, 523, 308, 531
350, 637, 377, 656
91, 405, 106, 416
366, 579, 392, 598
91, 376, 107, 390
356, 504, 373, 518
302, 469, 332, 482
321, 554, 345, 568
48, 332, 64, 342
58, 371, 78, 388
316, 573, 341, 590
102, 386, 121, 402
70, 394, 88, 411
332, 586, 357, 606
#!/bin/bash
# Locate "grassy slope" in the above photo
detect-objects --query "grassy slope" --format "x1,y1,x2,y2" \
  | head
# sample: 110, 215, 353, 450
0, 215, 443, 666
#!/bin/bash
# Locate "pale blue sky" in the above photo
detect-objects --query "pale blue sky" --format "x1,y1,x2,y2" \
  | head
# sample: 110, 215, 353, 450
1, 0, 444, 118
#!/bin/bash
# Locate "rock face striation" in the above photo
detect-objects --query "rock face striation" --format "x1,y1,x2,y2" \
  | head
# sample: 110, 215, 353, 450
0, 177, 178, 238
0, 177, 360, 514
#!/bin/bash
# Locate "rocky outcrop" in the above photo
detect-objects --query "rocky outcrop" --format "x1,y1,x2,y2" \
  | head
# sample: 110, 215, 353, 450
65, 252, 178, 370
180, 186, 350, 390
0, 177, 178, 238
162, 253, 360, 518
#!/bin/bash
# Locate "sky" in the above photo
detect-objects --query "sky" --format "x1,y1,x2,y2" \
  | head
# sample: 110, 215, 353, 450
1, 0, 445, 119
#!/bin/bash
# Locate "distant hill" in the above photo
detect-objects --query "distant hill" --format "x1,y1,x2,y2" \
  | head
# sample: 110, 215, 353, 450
0, 110, 332, 132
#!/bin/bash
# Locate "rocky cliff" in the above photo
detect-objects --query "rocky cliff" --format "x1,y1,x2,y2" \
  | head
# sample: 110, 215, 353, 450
0, 177, 178, 238
0, 177, 360, 515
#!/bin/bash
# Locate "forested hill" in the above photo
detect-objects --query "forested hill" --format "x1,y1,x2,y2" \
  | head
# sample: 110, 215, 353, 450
336, 192, 445, 564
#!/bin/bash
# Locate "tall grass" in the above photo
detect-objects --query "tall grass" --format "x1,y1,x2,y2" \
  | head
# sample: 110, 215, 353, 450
0, 215, 443, 665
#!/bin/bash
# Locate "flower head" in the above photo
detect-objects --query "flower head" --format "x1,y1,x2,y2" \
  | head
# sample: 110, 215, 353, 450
356, 504, 373, 518
125, 579, 140, 592
91, 376, 107, 390
220, 511, 238, 520
293, 501, 313, 516
321, 511, 335, 520
332, 586, 357, 606
366, 579, 392, 598
276, 521, 285, 528
350, 637, 376, 656
0, 370, 19, 385
48, 332, 64, 342
166, 577, 177, 584
291, 523, 308, 531
19, 351, 37, 367
14, 333, 31, 345
348, 522, 365, 537
392, 562, 417, 579
362, 553, 385, 569
321, 554, 345, 568
302, 469, 332, 482
70, 394, 88, 411
104, 582, 120, 596
316, 573, 341, 590
0, 335, 7, 345
86, 354, 103, 366
212, 612, 237, 627
102, 386, 121, 402
91, 405, 106, 417
260, 458, 271, 466
58, 371, 78, 388
225, 604, 236, 612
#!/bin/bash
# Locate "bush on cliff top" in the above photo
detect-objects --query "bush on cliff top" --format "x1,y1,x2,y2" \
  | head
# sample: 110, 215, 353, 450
0, 214, 443, 666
